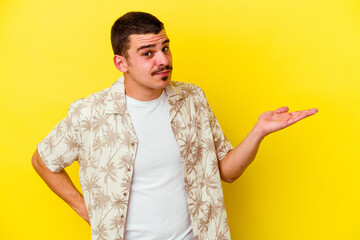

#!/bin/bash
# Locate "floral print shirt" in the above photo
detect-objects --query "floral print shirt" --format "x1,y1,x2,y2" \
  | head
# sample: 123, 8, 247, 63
37, 75, 234, 240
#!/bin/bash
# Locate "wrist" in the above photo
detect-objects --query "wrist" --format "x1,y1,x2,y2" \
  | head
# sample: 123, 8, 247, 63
252, 122, 268, 140
74, 198, 89, 224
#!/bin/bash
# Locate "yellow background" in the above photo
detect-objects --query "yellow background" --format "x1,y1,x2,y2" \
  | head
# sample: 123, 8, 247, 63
1, 0, 359, 239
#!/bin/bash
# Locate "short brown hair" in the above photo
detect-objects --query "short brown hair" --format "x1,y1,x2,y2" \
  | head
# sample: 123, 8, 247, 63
111, 12, 164, 58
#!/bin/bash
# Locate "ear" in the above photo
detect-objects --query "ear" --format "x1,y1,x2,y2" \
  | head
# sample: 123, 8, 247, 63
113, 55, 129, 73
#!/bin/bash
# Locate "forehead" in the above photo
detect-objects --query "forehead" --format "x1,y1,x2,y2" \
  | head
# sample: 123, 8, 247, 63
128, 30, 169, 49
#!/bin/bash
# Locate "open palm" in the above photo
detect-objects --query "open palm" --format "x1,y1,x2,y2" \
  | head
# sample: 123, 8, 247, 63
257, 106, 318, 136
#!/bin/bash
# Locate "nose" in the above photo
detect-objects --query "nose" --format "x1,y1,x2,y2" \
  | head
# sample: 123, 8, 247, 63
156, 51, 170, 66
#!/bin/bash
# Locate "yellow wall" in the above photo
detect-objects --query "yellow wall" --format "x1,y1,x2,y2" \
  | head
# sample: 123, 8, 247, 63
1, 0, 359, 239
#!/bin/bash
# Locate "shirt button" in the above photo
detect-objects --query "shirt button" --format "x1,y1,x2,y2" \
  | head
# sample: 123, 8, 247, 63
121, 214, 124, 218
123, 193, 127, 197
131, 143, 135, 147
127, 168, 131, 172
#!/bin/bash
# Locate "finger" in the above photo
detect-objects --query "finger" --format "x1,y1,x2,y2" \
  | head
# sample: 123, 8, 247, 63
295, 108, 319, 116
287, 108, 318, 125
309, 108, 319, 114
274, 106, 289, 114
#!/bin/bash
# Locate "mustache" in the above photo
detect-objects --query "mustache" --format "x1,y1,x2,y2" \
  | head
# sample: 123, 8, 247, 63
151, 65, 173, 76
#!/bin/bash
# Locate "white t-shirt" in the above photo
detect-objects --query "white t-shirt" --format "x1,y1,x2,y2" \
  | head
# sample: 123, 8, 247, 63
124, 90, 194, 240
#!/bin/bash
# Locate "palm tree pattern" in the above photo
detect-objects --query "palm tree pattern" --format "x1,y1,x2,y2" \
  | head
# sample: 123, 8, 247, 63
37, 75, 234, 240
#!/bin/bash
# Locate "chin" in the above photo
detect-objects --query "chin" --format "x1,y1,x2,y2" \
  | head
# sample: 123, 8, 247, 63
157, 76, 171, 85
160, 80, 171, 88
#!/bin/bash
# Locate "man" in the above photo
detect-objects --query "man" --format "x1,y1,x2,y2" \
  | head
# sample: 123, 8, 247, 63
32, 12, 318, 240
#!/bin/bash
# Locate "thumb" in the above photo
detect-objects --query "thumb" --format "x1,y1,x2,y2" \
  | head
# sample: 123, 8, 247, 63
274, 106, 289, 114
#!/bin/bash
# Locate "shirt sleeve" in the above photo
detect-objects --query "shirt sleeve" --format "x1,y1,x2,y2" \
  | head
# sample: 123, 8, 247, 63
196, 87, 234, 161
37, 100, 83, 173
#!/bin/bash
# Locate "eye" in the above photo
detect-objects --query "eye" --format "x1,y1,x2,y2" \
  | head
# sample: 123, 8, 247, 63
143, 51, 152, 57
162, 46, 169, 52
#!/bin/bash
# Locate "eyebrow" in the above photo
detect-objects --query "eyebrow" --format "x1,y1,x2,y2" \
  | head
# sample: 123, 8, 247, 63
137, 39, 170, 52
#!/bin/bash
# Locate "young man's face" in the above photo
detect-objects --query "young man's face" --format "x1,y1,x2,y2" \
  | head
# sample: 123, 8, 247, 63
122, 30, 173, 93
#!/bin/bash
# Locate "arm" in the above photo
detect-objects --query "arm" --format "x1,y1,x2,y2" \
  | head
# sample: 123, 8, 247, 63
219, 106, 318, 183
32, 148, 89, 224
219, 123, 264, 183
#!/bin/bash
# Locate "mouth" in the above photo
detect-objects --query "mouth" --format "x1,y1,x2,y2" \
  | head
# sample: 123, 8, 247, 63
154, 70, 171, 81
154, 70, 171, 76
151, 65, 173, 77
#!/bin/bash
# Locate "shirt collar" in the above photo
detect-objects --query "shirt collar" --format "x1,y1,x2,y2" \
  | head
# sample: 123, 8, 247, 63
105, 75, 185, 114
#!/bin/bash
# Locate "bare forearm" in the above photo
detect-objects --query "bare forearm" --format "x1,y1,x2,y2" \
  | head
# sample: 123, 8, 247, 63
32, 149, 89, 223
219, 123, 266, 183
219, 106, 318, 183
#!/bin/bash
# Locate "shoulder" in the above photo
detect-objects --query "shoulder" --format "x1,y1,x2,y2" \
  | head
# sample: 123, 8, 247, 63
170, 80, 207, 99
171, 80, 202, 90
67, 82, 115, 117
